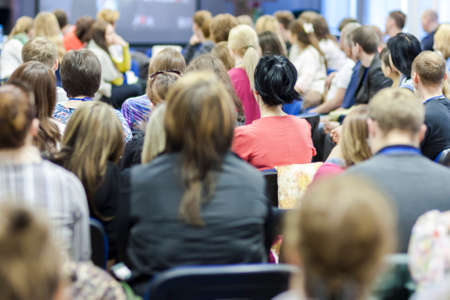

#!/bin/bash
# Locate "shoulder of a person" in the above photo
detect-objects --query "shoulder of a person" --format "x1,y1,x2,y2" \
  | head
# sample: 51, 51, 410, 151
226, 152, 264, 183
41, 160, 86, 192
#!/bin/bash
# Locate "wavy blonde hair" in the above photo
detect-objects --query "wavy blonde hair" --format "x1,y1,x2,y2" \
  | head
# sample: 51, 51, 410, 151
33, 12, 65, 60
141, 103, 167, 164
8, 16, 33, 39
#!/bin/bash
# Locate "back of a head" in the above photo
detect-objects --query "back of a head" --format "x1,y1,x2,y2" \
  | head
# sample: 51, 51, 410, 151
274, 10, 294, 30
22, 37, 58, 68
148, 48, 186, 75
341, 105, 372, 166
255, 15, 280, 35
237, 15, 253, 27
412, 50, 446, 86
340, 22, 361, 50
352, 25, 380, 55
193, 10, 212, 31
434, 24, 450, 59
53, 9, 68, 30
34, 12, 61, 38
369, 88, 424, 135
164, 72, 236, 226
75, 16, 95, 43
90, 20, 109, 52
389, 10, 407, 30
254, 55, 299, 106
97, 9, 120, 26
61, 49, 101, 98
286, 175, 396, 299
210, 13, 238, 43
0, 84, 34, 150
0, 204, 62, 300
300, 11, 332, 41
387, 33, 422, 78
211, 41, 235, 71
9, 16, 33, 38
146, 71, 180, 106
338, 17, 358, 33
258, 31, 286, 56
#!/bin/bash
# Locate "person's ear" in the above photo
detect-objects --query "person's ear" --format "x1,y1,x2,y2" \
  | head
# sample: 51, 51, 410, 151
29, 118, 39, 137
367, 118, 377, 139
412, 71, 420, 85
418, 124, 427, 143
52, 59, 59, 72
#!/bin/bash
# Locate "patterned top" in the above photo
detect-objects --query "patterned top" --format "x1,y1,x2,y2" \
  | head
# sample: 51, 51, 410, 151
53, 103, 132, 142
120, 94, 152, 131
0, 150, 91, 262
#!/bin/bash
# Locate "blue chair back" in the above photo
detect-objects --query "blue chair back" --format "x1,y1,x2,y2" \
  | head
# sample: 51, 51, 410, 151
435, 148, 450, 167
145, 264, 297, 300
89, 218, 108, 269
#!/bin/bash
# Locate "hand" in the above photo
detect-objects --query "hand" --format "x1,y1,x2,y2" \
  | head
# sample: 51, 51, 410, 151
330, 125, 342, 144
324, 72, 336, 91
323, 121, 340, 135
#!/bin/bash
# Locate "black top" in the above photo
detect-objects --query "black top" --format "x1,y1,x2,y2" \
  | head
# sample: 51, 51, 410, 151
120, 131, 145, 169
126, 152, 270, 279
421, 96, 450, 160
421, 31, 435, 51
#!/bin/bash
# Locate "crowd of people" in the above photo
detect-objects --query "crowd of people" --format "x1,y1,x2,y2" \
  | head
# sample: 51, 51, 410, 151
0, 6, 449, 300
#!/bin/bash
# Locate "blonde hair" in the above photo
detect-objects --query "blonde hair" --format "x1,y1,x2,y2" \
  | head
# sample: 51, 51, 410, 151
53, 102, 124, 219
211, 41, 235, 71
340, 105, 372, 166
33, 12, 65, 60
255, 15, 287, 55
97, 9, 120, 26
141, 103, 167, 164
0, 204, 63, 300
369, 88, 424, 136
237, 15, 254, 27
434, 24, 450, 60
284, 175, 396, 299
8, 16, 33, 39
228, 24, 261, 90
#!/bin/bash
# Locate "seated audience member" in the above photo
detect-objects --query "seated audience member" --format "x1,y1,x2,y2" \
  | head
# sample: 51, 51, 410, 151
52, 50, 131, 142
211, 41, 235, 71
228, 24, 261, 124
127, 72, 270, 294
387, 32, 422, 89
258, 31, 287, 56
121, 48, 185, 131
51, 102, 125, 260
33, 12, 66, 61
53, 9, 72, 36
274, 10, 295, 51
350, 26, 392, 106
0, 83, 90, 261
289, 18, 327, 108
63, 16, 95, 51
421, 10, 439, 51
385, 10, 406, 39
347, 88, 450, 252
255, 15, 287, 56
8, 62, 61, 154
186, 54, 244, 124
0, 16, 33, 80
233, 55, 315, 170
87, 20, 141, 108
412, 51, 450, 160
22, 37, 68, 103
97, 8, 119, 26
184, 10, 214, 64
0, 204, 67, 300
276, 175, 396, 300
300, 11, 347, 71
314, 105, 371, 180
379, 47, 400, 87
209, 13, 238, 43
434, 24, 450, 71
140, 104, 167, 164
311, 22, 360, 114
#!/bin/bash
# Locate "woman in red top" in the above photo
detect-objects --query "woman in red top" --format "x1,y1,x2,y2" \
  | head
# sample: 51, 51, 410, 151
232, 55, 316, 170
63, 16, 94, 51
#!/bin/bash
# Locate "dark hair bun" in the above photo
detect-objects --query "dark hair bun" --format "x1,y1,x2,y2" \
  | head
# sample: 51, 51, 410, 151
254, 55, 300, 106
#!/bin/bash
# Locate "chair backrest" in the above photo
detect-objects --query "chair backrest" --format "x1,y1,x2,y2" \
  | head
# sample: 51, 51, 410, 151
145, 264, 297, 300
436, 148, 450, 167
263, 169, 278, 207
298, 112, 320, 135
89, 218, 108, 269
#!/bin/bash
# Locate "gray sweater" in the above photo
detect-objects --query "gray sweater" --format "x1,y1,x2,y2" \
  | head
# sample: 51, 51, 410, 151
347, 149, 450, 252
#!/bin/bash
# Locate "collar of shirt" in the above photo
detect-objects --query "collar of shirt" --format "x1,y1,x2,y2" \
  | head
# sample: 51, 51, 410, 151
68, 97, 93, 102
423, 95, 445, 105
376, 145, 421, 156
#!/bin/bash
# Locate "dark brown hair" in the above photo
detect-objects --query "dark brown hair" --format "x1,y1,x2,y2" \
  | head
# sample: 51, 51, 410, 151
90, 20, 109, 53
412, 50, 446, 85
300, 11, 335, 41
211, 41, 235, 71
290, 18, 326, 60
258, 31, 286, 56
148, 48, 186, 75
210, 14, 238, 43
61, 49, 101, 97
352, 26, 379, 55
193, 10, 212, 37
8, 62, 60, 154
389, 10, 407, 29
75, 16, 95, 43
274, 10, 295, 30
53, 9, 68, 30
164, 72, 236, 226
0, 84, 34, 149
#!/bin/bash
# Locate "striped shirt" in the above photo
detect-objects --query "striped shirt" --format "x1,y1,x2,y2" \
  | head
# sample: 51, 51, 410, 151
0, 157, 91, 261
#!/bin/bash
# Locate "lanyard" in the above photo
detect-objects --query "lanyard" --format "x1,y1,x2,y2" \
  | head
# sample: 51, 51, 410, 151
423, 95, 445, 105
68, 97, 93, 102
377, 145, 421, 156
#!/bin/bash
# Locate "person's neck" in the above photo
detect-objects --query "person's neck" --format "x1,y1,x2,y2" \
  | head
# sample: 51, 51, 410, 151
390, 74, 401, 88
371, 131, 419, 154
0, 144, 41, 164
260, 104, 286, 118
234, 56, 243, 68
359, 52, 376, 68
388, 28, 402, 37
416, 85, 443, 101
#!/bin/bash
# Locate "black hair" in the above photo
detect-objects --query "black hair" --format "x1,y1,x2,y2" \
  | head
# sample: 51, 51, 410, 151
254, 55, 300, 106
387, 33, 422, 78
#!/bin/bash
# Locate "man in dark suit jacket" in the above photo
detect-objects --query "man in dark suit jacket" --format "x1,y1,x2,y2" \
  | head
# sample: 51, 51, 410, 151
347, 88, 450, 253
351, 26, 392, 105
421, 10, 439, 51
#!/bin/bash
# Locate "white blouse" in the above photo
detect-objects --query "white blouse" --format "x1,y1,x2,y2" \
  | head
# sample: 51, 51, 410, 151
319, 39, 347, 71
291, 45, 327, 95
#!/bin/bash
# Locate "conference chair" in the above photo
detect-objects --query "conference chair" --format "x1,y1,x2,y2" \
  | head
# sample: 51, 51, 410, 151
263, 168, 278, 207
90, 218, 109, 269
436, 148, 450, 167
145, 264, 298, 300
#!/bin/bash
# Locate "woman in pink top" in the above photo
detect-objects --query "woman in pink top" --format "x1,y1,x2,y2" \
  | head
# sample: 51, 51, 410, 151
233, 55, 316, 170
228, 25, 261, 124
